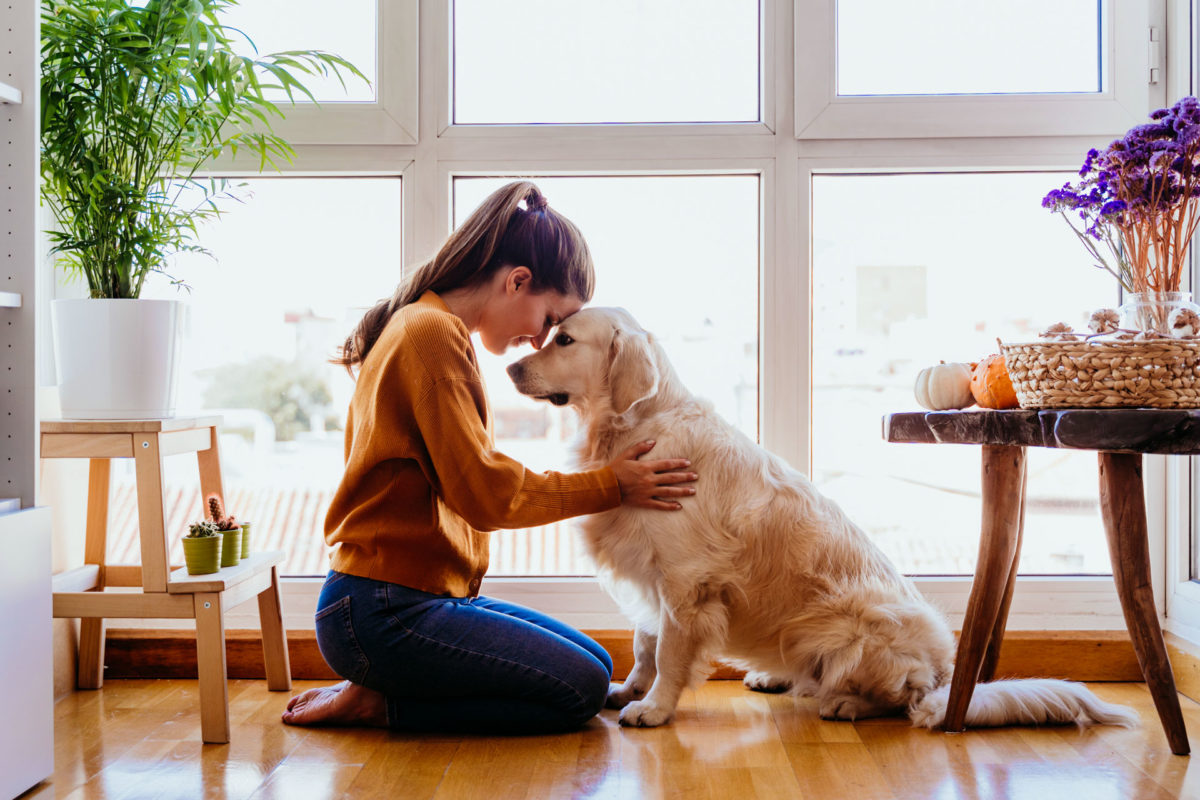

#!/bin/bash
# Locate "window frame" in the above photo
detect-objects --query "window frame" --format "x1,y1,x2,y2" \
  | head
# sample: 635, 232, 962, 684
440, 0, 777, 137
1158, 0, 1200, 640
795, 0, 1165, 140
263, 0, 419, 145
80, 0, 1188, 634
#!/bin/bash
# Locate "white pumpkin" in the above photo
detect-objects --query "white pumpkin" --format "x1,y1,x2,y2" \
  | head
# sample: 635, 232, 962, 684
914, 361, 975, 410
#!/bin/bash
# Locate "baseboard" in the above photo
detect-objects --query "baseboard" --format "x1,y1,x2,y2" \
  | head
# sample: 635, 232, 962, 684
99, 628, 1146, 684
1167, 632, 1200, 702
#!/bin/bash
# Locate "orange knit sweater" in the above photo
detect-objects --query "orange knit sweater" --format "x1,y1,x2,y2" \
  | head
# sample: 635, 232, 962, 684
325, 291, 620, 596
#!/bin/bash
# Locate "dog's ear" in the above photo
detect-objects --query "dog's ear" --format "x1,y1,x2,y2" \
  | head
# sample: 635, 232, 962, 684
608, 326, 660, 415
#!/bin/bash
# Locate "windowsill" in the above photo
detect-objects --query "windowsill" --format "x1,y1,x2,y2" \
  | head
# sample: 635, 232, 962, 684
98, 573, 1129, 633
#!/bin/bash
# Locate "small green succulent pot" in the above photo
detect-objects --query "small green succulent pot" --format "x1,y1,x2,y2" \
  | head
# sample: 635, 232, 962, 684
182, 534, 221, 575
239, 521, 252, 559
219, 527, 241, 568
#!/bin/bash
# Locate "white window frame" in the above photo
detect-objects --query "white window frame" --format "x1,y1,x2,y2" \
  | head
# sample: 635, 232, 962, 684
1160, 0, 1200, 640
265, 0, 419, 145
1165, 456, 1200, 639
796, 0, 1164, 139
107, 0, 1184, 635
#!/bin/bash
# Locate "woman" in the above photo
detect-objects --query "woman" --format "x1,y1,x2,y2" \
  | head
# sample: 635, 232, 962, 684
282, 181, 697, 733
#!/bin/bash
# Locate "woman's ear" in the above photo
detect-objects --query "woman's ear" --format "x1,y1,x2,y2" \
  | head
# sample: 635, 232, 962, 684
608, 328, 660, 415
506, 265, 533, 294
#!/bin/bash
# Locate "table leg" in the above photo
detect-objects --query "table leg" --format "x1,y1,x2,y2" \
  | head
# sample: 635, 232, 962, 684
196, 425, 225, 515
979, 461, 1027, 683
78, 458, 111, 689
943, 444, 1027, 732
257, 566, 292, 691
194, 592, 230, 744
132, 434, 169, 593
1098, 452, 1189, 756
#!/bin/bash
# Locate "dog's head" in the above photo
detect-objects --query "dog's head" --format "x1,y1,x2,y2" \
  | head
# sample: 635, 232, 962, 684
506, 306, 660, 416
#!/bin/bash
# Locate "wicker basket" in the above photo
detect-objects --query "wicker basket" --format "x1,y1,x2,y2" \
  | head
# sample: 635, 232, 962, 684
1000, 338, 1200, 409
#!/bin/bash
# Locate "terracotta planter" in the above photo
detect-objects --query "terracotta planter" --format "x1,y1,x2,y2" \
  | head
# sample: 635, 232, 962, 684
182, 535, 221, 575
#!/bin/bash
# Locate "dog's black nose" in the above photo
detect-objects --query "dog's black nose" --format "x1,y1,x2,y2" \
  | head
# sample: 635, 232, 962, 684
506, 362, 524, 382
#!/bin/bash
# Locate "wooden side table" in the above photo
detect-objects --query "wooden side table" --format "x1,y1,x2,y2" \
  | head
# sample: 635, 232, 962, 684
884, 408, 1193, 755
42, 417, 292, 744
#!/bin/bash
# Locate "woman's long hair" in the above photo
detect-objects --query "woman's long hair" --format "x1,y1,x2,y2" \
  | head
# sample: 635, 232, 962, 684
333, 181, 595, 374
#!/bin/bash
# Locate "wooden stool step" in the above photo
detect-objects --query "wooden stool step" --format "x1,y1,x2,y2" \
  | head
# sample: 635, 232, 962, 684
42, 418, 291, 744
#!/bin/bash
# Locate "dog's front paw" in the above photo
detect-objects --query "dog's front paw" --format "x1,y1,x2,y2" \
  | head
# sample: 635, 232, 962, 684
743, 671, 792, 694
818, 694, 881, 721
606, 682, 645, 710
619, 700, 673, 727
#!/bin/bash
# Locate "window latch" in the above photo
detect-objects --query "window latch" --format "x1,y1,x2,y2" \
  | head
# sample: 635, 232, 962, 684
1149, 27, 1162, 85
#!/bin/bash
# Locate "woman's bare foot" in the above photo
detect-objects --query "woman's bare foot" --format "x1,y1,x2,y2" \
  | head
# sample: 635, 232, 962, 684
281, 680, 389, 728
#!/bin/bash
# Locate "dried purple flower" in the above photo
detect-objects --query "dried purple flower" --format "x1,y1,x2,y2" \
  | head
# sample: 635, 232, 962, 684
1044, 96, 1200, 293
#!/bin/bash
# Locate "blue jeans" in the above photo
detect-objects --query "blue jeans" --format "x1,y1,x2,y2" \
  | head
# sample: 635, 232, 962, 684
314, 571, 614, 734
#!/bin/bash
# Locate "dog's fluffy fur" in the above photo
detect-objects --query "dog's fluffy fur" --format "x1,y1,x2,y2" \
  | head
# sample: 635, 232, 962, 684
507, 307, 1138, 731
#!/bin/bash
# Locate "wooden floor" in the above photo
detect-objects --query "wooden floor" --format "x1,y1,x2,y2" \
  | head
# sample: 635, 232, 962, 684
26, 679, 1200, 799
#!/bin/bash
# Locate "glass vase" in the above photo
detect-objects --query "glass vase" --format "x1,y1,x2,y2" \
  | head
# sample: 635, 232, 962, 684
1118, 291, 1200, 336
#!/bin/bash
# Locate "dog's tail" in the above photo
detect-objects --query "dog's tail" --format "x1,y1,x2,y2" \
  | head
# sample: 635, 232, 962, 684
908, 678, 1139, 729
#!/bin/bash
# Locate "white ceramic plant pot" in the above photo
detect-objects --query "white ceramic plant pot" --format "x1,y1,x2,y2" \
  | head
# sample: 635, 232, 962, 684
52, 298, 183, 419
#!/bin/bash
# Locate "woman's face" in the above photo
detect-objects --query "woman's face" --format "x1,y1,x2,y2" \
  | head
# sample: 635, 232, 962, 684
478, 268, 584, 355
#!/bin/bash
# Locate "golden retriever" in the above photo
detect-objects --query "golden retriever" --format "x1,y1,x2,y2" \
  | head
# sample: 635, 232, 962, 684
506, 307, 1137, 730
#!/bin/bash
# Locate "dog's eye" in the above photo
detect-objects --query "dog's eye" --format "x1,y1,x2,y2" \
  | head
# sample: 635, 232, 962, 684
554, 332, 574, 347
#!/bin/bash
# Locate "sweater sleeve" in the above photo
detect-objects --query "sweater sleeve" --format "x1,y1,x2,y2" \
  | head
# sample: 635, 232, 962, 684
411, 374, 620, 532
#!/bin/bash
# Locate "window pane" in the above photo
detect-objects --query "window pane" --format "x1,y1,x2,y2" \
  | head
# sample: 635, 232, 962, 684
220, 0, 377, 102
837, 0, 1101, 96
453, 0, 759, 124
455, 175, 759, 574
127, 178, 403, 576
812, 173, 1116, 575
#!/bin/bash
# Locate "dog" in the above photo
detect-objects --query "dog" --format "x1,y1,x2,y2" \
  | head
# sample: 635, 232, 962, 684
506, 307, 1138, 731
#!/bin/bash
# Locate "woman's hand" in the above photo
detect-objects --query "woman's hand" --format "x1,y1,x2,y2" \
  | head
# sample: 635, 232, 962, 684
608, 440, 697, 511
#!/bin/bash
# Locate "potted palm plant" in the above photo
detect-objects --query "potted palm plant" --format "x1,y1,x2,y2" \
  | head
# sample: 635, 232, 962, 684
40, 0, 364, 418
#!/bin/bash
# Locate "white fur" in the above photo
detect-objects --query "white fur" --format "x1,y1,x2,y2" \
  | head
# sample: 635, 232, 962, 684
508, 307, 1138, 731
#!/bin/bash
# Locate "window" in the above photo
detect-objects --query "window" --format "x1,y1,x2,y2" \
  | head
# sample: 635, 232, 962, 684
46, 0, 1169, 633
220, 0, 379, 102
222, 0, 419, 145
797, 0, 1159, 138
455, 175, 759, 575
812, 172, 1116, 574
130, 178, 403, 576
836, 0, 1102, 96
453, 0, 760, 124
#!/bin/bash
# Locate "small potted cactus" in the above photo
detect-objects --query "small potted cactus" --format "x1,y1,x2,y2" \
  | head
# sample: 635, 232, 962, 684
207, 494, 242, 567
182, 520, 221, 575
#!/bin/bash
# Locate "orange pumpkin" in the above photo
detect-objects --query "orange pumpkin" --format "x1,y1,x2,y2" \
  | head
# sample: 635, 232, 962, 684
970, 355, 1020, 409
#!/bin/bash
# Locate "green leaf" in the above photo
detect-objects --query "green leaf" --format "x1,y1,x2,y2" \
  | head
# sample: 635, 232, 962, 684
39, 0, 369, 297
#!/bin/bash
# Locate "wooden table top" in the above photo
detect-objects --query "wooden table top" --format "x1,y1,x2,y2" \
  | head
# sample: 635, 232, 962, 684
883, 408, 1200, 455
40, 416, 223, 434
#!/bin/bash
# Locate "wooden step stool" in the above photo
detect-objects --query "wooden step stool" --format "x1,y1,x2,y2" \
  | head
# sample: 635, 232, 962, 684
42, 417, 292, 744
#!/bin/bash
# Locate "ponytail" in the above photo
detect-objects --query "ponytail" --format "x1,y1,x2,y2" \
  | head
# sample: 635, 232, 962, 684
332, 181, 594, 374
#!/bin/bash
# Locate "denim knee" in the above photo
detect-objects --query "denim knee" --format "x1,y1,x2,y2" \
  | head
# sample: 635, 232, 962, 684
314, 575, 371, 685
563, 657, 612, 728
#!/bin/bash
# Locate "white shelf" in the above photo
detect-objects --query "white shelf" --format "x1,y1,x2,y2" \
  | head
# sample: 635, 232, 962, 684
0, 81, 21, 104
0, 507, 52, 799
0, 291, 21, 308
